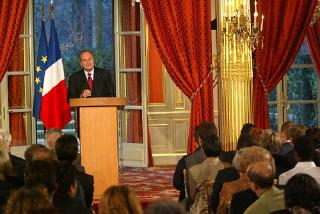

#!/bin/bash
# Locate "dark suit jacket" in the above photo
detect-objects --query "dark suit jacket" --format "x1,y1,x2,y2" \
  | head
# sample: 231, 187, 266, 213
275, 151, 296, 178
77, 171, 94, 208
68, 67, 115, 99
9, 154, 26, 184
230, 188, 258, 214
173, 155, 187, 201
210, 166, 240, 213
53, 194, 92, 214
0, 180, 20, 213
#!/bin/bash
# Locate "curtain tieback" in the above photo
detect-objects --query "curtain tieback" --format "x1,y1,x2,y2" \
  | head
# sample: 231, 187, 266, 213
255, 67, 268, 96
190, 63, 218, 101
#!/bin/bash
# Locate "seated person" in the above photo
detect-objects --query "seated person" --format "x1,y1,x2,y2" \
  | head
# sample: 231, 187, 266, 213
216, 146, 273, 214
24, 160, 57, 201
0, 129, 26, 183
0, 143, 21, 211
279, 135, 320, 185
210, 134, 256, 213
244, 161, 285, 214
55, 134, 94, 208
189, 135, 224, 213
99, 185, 143, 214
145, 199, 184, 214
173, 122, 217, 203
277, 121, 297, 176
5, 186, 57, 213
53, 162, 91, 214
24, 144, 54, 166
230, 188, 257, 214
305, 128, 320, 167
283, 173, 320, 214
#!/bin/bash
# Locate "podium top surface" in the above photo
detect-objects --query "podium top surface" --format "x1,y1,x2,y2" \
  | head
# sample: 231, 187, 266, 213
69, 97, 126, 109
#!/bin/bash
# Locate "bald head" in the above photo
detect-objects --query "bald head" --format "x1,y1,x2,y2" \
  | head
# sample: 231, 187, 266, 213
247, 161, 275, 189
44, 129, 62, 151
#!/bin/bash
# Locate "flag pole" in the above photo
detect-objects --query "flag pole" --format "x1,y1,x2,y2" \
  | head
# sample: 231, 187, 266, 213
41, 0, 44, 22
50, 0, 54, 18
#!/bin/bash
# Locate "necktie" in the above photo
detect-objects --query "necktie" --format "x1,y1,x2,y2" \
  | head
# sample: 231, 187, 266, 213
87, 72, 93, 91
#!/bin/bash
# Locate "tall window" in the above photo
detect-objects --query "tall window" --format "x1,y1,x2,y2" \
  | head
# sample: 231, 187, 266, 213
114, 0, 148, 167
0, 2, 34, 150
33, 0, 114, 142
268, 41, 318, 130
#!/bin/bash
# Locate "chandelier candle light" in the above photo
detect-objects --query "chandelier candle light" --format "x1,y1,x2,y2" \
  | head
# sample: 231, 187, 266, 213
222, 0, 264, 53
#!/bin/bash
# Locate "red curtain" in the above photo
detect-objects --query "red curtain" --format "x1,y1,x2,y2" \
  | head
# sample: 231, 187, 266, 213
306, 21, 320, 76
0, 1, 28, 145
141, 0, 213, 153
253, 0, 316, 128
0, 0, 28, 82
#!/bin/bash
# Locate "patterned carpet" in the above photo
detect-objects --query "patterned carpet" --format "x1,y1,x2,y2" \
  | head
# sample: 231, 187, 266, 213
119, 167, 179, 203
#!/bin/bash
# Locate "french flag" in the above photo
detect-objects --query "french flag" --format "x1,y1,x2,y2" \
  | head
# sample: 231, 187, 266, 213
40, 19, 71, 129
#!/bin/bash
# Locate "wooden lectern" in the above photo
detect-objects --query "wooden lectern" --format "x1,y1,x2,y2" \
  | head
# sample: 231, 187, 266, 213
69, 97, 125, 200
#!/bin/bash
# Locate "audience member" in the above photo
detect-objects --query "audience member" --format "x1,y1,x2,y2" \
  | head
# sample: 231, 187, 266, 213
185, 122, 218, 169
55, 134, 94, 208
279, 135, 320, 185
173, 125, 200, 201
4, 186, 58, 214
230, 188, 258, 214
306, 128, 320, 167
24, 160, 57, 201
289, 124, 306, 145
99, 185, 143, 214
44, 128, 63, 152
216, 146, 273, 214
173, 121, 217, 207
240, 123, 256, 136
24, 144, 53, 166
260, 129, 282, 178
260, 129, 280, 155
248, 127, 263, 146
189, 135, 224, 213
230, 134, 272, 214
219, 150, 236, 168
45, 129, 84, 172
306, 128, 320, 147
210, 134, 256, 213
53, 161, 91, 214
0, 143, 20, 212
274, 173, 320, 214
145, 199, 185, 214
235, 134, 257, 150
244, 161, 285, 214
277, 121, 297, 175
0, 129, 26, 183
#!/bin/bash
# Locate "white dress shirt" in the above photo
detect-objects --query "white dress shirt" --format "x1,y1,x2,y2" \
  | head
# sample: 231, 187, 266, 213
278, 161, 320, 185
84, 68, 94, 81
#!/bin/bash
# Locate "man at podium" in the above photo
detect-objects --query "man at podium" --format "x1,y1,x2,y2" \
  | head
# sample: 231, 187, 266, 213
68, 50, 115, 99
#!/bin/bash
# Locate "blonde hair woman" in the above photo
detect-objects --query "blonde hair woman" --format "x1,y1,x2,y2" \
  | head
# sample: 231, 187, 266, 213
99, 185, 143, 214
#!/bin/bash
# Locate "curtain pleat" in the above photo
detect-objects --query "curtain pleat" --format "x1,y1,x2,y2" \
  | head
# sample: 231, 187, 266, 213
141, 0, 213, 153
253, 0, 316, 128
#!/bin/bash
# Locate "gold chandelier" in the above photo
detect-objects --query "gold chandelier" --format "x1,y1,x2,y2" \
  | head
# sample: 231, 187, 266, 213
222, 1, 264, 51
311, 0, 320, 26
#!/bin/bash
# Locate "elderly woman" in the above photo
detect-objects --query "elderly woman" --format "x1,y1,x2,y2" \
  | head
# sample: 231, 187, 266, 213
0, 129, 26, 182
216, 146, 275, 214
